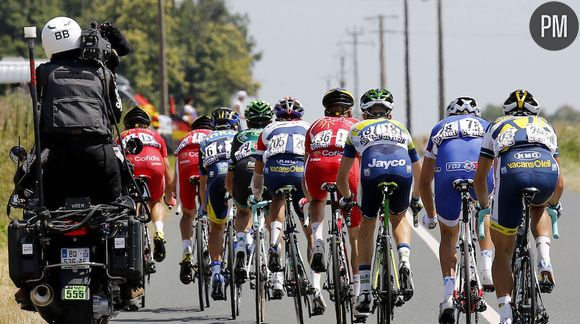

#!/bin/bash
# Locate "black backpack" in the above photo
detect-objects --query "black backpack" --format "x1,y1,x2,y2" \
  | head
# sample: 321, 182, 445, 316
38, 61, 114, 138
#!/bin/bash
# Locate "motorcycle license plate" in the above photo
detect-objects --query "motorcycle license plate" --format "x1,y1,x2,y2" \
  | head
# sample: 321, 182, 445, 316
60, 248, 90, 269
63, 285, 90, 300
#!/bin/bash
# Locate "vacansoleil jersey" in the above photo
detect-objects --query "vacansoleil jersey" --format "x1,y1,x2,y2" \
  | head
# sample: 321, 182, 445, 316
199, 130, 236, 175
228, 128, 262, 171
255, 120, 310, 162
305, 116, 358, 159
343, 118, 418, 161
480, 115, 558, 159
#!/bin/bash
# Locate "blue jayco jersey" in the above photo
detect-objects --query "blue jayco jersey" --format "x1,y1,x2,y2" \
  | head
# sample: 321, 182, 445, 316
199, 130, 236, 180
426, 115, 493, 220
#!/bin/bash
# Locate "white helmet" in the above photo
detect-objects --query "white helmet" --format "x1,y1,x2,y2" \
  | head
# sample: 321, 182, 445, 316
41, 17, 82, 59
502, 89, 540, 116
445, 96, 480, 118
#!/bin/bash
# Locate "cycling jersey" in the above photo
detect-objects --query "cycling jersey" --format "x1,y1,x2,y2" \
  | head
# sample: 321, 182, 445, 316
425, 115, 494, 225
480, 115, 559, 235
344, 119, 418, 219
304, 116, 362, 227
175, 129, 212, 210
200, 130, 236, 224
120, 128, 167, 202
255, 120, 310, 220
229, 128, 263, 208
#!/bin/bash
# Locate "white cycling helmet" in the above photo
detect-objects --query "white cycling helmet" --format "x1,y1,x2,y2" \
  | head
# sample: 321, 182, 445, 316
41, 17, 82, 59
445, 96, 480, 118
502, 89, 540, 116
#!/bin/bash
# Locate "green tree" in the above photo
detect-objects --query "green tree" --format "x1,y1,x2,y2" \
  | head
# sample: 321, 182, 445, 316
481, 104, 503, 122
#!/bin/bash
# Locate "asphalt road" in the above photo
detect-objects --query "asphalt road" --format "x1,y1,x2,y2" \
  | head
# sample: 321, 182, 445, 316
113, 190, 580, 324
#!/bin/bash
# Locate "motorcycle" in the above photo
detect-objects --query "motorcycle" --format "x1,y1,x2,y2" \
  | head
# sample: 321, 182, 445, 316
7, 139, 154, 324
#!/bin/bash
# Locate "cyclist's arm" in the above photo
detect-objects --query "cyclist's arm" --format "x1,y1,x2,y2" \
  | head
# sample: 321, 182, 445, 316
474, 156, 493, 208
419, 157, 436, 217
163, 157, 174, 198
301, 152, 313, 201
336, 156, 355, 198
549, 156, 564, 205
411, 158, 422, 199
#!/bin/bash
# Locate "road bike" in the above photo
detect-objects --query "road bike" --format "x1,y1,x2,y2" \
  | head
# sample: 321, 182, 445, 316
449, 179, 487, 324
249, 197, 273, 323
321, 182, 354, 324
189, 176, 211, 311
223, 200, 240, 319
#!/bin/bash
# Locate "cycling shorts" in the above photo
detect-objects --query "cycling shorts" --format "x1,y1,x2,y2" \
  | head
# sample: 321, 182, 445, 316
358, 146, 412, 219
206, 173, 228, 225
264, 157, 306, 221
304, 156, 362, 228
131, 153, 165, 202
176, 149, 201, 211
434, 162, 494, 227
491, 147, 558, 235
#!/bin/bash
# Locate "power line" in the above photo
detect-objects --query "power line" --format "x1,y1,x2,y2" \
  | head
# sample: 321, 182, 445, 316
342, 26, 372, 117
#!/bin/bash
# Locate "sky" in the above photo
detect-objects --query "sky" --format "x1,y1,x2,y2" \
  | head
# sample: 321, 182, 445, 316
225, 0, 580, 136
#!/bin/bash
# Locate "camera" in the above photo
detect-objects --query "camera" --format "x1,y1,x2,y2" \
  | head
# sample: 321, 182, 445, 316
80, 21, 112, 63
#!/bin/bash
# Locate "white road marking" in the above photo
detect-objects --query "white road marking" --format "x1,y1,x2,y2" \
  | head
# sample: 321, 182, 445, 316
406, 212, 500, 324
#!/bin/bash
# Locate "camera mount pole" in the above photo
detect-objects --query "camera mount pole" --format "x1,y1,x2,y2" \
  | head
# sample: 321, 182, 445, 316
24, 27, 46, 213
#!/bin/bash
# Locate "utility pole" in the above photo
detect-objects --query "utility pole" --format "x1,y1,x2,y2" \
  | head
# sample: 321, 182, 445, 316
404, 0, 412, 132
437, 0, 445, 120
366, 14, 397, 89
343, 27, 372, 117
158, 0, 169, 115
339, 53, 346, 88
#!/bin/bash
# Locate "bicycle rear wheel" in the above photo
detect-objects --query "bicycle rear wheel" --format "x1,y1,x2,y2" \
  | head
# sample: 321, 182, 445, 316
255, 228, 265, 323
195, 222, 205, 311
463, 238, 472, 324
523, 254, 537, 323
377, 237, 392, 324
331, 229, 347, 323
289, 234, 305, 324
226, 220, 237, 319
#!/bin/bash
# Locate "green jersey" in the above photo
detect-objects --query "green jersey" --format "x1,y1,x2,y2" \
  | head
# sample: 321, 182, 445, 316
228, 128, 262, 171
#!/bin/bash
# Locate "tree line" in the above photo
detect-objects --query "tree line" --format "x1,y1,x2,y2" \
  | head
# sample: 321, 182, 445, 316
0, 0, 259, 113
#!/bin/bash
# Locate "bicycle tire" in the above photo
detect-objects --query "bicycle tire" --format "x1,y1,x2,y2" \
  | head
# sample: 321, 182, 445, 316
289, 234, 305, 324
227, 220, 237, 319
524, 255, 537, 324
383, 237, 393, 324
255, 227, 264, 323
196, 222, 205, 311
463, 237, 472, 324
332, 214, 346, 323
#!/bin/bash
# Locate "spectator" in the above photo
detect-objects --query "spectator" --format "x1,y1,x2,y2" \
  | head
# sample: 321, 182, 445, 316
182, 96, 198, 123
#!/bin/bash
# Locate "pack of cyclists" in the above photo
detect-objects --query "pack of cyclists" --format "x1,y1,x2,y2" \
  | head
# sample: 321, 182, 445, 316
132, 87, 562, 324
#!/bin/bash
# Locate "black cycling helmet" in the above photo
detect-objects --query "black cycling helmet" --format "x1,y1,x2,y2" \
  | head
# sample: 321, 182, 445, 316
191, 115, 213, 130
211, 107, 241, 130
124, 107, 151, 129
322, 88, 354, 116
503, 89, 540, 116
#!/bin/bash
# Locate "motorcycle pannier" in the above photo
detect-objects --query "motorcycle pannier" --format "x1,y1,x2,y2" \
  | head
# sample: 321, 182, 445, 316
8, 220, 43, 286
108, 217, 143, 282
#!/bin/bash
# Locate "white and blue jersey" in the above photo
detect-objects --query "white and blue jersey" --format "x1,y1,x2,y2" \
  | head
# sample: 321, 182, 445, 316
425, 115, 494, 225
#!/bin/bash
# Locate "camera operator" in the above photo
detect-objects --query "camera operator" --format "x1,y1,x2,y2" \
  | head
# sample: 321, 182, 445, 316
37, 16, 130, 210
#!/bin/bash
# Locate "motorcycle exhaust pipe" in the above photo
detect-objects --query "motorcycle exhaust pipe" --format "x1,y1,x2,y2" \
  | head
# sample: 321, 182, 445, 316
30, 284, 61, 320
30, 284, 53, 307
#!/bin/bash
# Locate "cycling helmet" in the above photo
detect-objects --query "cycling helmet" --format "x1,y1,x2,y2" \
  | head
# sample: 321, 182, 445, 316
124, 107, 151, 129
190, 115, 213, 130
274, 97, 304, 120
41, 17, 82, 59
360, 89, 394, 118
245, 100, 273, 127
445, 96, 480, 118
322, 88, 354, 116
503, 89, 540, 116
211, 107, 240, 130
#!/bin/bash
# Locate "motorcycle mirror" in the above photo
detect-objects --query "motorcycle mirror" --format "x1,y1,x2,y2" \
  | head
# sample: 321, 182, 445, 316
126, 138, 143, 155
9, 146, 27, 163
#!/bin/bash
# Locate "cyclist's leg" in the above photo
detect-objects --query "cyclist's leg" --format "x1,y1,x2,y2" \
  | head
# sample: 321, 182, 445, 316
476, 171, 496, 288
207, 178, 229, 300
232, 160, 255, 277
346, 161, 362, 298
142, 165, 167, 262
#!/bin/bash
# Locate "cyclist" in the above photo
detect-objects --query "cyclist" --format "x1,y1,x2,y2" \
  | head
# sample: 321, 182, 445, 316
302, 88, 363, 314
250, 97, 310, 301
419, 97, 495, 322
474, 90, 564, 324
174, 116, 213, 284
336, 89, 423, 320
200, 107, 240, 300
120, 107, 173, 262
225, 100, 274, 280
